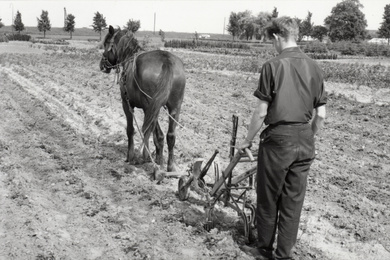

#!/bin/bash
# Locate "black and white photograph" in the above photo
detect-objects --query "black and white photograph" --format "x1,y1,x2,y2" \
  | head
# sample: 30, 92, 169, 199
0, 0, 389, 259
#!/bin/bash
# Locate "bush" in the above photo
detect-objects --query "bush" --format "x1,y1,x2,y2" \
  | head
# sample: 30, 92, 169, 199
307, 53, 338, 60
303, 41, 328, 54
30, 38, 69, 45
164, 39, 251, 50
6, 33, 31, 41
342, 44, 360, 55
326, 41, 390, 57
0, 35, 9, 43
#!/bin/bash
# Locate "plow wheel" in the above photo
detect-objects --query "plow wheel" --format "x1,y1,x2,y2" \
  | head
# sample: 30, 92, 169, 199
242, 203, 256, 242
237, 203, 256, 242
240, 211, 252, 240
203, 207, 215, 232
178, 175, 192, 201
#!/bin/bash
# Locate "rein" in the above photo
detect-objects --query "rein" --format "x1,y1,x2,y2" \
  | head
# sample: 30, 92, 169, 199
118, 52, 152, 100
105, 40, 187, 139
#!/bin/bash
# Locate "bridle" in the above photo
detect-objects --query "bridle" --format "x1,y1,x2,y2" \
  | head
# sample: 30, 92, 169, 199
101, 29, 121, 72
101, 55, 118, 71
101, 30, 151, 100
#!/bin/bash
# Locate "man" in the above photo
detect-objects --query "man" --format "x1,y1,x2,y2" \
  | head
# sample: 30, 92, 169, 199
238, 16, 327, 260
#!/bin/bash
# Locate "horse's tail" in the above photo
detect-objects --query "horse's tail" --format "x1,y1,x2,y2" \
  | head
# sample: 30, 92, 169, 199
142, 59, 173, 135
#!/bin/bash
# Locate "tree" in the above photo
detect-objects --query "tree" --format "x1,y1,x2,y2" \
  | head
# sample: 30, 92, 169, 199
311, 25, 328, 42
0, 18, 4, 29
324, 0, 367, 42
378, 4, 390, 45
254, 12, 272, 40
272, 7, 279, 18
92, 12, 107, 40
238, 10, 255, 40
194, 31, 199, 41
64, 14, 75, 39
294, 18, 303, 41
13, 11, 25, 33
159, 29, 165, 42
37, 10, 51, 38
227, 12, 241, 41
125, 19, 140, 33
300, 11, 313, 40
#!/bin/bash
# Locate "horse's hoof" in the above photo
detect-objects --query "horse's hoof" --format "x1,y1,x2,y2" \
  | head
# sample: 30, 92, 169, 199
155, 157, 163, 167
167, 163, 177, 172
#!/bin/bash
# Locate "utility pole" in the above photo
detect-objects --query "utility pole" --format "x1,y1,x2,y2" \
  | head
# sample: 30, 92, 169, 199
154, 12, 156, 34
10, 3, 14, 35
64, 7, 67, 27
223, 17, 225, 35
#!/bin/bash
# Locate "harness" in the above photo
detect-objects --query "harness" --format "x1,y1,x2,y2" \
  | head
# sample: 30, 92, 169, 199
118, 53, 152, 100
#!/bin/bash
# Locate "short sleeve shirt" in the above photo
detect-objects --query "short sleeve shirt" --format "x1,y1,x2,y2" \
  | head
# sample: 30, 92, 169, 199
254, 47, 327, 126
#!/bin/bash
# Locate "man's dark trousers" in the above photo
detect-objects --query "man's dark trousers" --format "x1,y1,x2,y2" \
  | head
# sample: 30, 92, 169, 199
256, 123, 315, 259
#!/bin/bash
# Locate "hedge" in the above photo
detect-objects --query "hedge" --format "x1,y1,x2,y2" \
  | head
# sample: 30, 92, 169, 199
327, 41, 390, 57
164, 39, 250, 50
6, 33, 31, 41
0, 35, 9, 43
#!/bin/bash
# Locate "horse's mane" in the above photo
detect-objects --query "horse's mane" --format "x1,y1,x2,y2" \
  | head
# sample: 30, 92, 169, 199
115, 29, 142, 63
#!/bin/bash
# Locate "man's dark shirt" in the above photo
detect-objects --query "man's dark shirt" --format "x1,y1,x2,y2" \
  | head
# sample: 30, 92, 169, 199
254, 47, 327, 126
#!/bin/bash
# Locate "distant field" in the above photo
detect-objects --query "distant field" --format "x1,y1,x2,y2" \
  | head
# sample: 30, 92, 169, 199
0, 25, 233, 42
325, 57, 390, 66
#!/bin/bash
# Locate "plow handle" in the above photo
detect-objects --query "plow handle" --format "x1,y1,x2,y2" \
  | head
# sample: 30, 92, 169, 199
210, 147, 254, 196
244, 148, 255, 162
199, 149, 219, 181
230, 115, 239, 160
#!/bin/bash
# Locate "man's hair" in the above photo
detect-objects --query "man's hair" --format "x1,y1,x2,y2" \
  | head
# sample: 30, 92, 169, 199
263, 16, 299, 41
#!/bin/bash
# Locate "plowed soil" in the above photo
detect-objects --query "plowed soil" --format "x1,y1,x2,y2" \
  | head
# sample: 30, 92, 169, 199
0, 41, 389, 260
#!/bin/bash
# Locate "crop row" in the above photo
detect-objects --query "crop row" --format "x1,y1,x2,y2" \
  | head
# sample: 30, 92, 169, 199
2, 42, 388, 89
327, 41, 390, 57
320, 62, 390, 88
176, 52, 263, 73
307, 53, 338, 60
175, 51, 390, 88
166, 38, 390, 59
164, 39, 251, 50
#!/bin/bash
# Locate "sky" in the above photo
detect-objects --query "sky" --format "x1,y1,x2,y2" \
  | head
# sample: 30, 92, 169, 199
0, 0, 388, 34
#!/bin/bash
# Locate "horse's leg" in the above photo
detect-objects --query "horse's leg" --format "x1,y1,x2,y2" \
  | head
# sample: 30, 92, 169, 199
142, 120, 155, 163
122, 96, 135, 162
167, 108, 180, 172
153, 122, 164, 167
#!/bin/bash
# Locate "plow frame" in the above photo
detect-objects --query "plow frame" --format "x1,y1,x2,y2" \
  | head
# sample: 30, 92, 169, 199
178, 115, 258, 241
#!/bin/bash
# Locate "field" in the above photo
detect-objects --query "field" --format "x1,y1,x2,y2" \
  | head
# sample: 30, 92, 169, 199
0, 25, 232, 42
0, 40, 389, 260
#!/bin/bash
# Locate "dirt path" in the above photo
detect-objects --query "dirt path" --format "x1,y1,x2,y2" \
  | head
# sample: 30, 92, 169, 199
0, 44, 389, 259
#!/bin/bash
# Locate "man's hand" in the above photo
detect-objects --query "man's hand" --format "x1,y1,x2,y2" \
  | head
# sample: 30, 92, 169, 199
312, 105, 326, 135
236, 138, 252, 152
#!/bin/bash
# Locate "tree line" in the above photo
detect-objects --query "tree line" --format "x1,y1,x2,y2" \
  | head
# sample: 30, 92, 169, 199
0, 0, 389, 44
0, 10, 140, 40
227, 0, 390, 44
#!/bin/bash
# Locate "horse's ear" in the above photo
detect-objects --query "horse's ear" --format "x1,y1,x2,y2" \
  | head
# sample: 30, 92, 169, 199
109, 25, 115, 35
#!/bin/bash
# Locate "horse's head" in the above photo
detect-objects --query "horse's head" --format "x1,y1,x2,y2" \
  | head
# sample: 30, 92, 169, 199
100, 25, 120, 73
100, 25, 143, 74
100, 25, 143, 73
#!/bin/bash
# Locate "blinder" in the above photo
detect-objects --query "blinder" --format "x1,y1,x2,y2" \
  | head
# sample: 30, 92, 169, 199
100, 29, 121, 72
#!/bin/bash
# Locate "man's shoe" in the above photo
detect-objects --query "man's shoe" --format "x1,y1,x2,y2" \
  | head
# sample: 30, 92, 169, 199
240, 245, 274, 260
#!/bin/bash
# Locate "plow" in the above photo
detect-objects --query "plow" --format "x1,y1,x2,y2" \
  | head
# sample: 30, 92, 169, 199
177, 115, 258, 241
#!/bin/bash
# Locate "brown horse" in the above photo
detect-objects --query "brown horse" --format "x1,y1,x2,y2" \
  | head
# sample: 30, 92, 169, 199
100, 25, 186, 172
